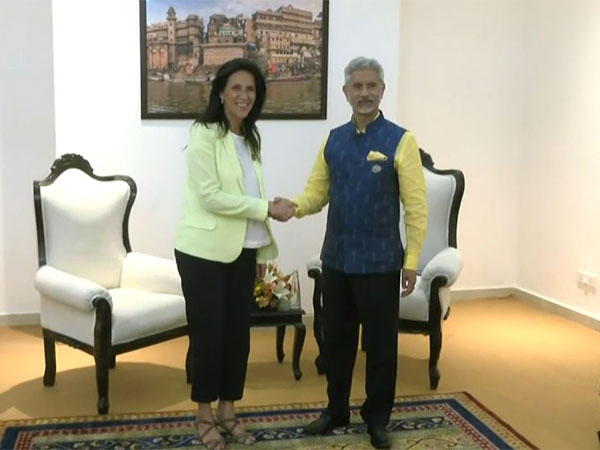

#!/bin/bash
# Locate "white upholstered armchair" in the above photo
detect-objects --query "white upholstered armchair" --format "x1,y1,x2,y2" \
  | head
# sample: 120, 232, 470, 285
307, 149, 465, 390
33, 154, 189, 414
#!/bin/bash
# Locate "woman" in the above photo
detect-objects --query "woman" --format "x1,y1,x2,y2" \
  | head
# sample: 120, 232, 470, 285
175, 58, 292, 449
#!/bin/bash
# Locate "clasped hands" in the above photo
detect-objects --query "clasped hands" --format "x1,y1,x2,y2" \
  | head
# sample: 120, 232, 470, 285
268, 197, 296, 222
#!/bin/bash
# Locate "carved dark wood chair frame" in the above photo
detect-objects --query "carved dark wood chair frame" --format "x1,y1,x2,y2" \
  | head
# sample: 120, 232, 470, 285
34, 154, 190, 414
308, 149, 465, 389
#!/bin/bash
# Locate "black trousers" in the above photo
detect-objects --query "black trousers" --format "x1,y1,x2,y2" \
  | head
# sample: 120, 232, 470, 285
175, 248, 256, 403
322, 265, 400, 427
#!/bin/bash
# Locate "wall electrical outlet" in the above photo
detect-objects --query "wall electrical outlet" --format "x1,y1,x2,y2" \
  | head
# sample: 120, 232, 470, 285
577, 270, 597, 292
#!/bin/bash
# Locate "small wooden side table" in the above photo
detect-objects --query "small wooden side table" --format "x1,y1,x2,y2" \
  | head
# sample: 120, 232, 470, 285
250, 308, 306, 380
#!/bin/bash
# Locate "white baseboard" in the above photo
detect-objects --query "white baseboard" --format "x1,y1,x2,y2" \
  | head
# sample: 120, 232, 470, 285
451, 286, 514, 301
0, 313, 40, 327
302, 314, 314, 328
513, 287, 600, 332
449, 286, 600, 331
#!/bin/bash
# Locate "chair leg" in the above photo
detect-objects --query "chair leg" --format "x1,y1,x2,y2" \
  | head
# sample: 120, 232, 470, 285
93, 299, 112, 414
95, 348, 110, 414
428, 279, 446, 390
360, 325, 366, 352
314, 354, 324, 375
109, 355, 116, 369
429, 329, 442, 390
185, 339, 193, 384
42, 331, 56, 387
309, 269, 325, 374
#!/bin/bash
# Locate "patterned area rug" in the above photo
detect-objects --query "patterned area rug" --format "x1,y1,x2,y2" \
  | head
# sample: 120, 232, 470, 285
0, 392, 536, 449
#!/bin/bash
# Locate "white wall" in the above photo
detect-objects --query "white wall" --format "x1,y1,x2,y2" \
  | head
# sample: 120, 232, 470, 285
518, 0, 600, 317
0, 132, 4, 313
0, 0, 56, 316
3, 0, 598, 319
399, 0, 600, 318
398, 0, 527, 290
51, 0, 402, 313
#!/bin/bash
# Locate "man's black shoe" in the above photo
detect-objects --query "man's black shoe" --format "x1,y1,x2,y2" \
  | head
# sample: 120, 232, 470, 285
367, 425, 391, 449
304, 413, 350, 435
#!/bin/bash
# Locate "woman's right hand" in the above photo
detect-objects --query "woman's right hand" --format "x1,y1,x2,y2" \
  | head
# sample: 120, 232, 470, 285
268, 198, 296, 222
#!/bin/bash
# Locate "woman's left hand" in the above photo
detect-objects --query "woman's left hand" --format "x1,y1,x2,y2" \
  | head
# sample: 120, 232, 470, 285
256, 263, 266, 280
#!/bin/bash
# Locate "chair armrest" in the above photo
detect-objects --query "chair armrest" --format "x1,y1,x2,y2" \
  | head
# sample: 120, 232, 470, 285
306, 255, 322, 275
120, 252, 182, 296
34, 265, 112, 311
420, 247, 463, 293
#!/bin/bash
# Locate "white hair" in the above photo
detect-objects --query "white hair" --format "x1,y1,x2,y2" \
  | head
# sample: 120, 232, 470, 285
344, 57, 385, 84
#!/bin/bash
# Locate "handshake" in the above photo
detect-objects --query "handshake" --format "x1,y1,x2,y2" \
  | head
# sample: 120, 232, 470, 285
268, 197, 297, 222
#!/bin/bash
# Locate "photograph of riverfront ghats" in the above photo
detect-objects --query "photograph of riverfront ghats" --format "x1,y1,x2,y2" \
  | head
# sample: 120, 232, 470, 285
144, 0, 326, 116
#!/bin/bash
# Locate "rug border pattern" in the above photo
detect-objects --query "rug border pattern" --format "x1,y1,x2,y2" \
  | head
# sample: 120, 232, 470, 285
0, 391, 538, 450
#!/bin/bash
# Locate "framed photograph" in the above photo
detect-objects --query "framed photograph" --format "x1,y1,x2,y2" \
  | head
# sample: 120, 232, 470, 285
140, 0, 329, 120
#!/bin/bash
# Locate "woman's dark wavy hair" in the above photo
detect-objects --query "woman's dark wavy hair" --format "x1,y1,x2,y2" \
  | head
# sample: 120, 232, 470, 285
196, 58, 267, 161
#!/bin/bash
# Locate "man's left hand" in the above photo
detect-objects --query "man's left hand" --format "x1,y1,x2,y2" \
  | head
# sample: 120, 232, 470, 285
401, 269, 417, 297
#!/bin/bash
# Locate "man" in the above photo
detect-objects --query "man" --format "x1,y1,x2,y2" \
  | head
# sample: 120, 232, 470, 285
287, 57, 428, 449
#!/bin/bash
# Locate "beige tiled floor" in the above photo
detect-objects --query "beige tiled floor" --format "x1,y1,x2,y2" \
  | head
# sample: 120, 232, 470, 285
1, 297, 600, 449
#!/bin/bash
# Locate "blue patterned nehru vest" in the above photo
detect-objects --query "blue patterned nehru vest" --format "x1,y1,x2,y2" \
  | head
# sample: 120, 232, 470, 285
321, 113, 407, 274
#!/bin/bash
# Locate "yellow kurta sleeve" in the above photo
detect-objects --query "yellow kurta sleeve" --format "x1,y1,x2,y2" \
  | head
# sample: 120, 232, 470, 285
394, 132, 428, 270
292, 133, 330, 217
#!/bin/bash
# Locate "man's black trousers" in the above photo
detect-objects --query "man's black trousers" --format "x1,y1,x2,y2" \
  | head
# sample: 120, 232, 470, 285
322, 265, 401, 427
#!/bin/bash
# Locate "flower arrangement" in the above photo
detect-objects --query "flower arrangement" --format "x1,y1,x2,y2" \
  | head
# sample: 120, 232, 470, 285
254, 261, 299, 310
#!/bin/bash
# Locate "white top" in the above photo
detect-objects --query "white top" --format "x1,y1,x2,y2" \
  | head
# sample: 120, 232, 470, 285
232, 133, 271, 249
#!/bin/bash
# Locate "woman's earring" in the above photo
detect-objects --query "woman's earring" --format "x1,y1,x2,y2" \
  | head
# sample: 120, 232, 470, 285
220, 97, 224, 104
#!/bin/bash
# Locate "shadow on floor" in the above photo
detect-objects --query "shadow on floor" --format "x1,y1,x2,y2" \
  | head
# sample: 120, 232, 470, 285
0, 362, 190, 418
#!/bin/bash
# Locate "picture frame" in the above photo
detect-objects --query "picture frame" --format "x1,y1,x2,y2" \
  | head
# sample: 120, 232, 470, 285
139, 0, 329, 120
